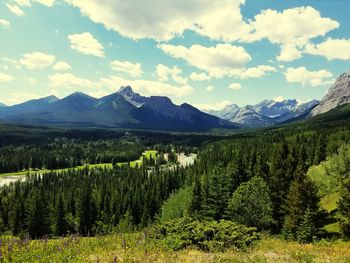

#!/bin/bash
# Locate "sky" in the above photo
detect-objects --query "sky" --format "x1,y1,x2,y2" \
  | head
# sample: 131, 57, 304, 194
0, 0, 349, 110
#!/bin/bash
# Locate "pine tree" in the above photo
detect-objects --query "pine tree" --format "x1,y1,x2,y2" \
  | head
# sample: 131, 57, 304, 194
54, 194, 67, 236
27, 191, 52, 238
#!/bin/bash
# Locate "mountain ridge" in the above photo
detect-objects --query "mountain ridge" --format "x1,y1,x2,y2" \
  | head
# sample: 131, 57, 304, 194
0, 87, 236, 132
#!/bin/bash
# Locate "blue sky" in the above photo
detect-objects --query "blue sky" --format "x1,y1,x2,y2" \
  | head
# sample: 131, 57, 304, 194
0, 0, 349, 110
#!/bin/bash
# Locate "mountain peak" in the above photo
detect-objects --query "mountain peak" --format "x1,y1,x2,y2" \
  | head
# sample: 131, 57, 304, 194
310, 71, 350, 116
118, 86, 149, 107
118, 85, 134, 95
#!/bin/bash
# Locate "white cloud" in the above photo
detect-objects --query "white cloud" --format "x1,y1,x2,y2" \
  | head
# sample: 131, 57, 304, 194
156, 64, 187, 84
305, 38, 350, 61
206, 86, 214, 92
52, 61, 71, 71
6, 92, 41, 105
110, 60, 143, 77
15, 0, 31, 6
49, 73, 97, 89
0, 72, 14, 82
32, 0, 55, 7
6, 4, 25, 16
194, 100, 232, 111
68, 32, 105, 57
190, 72, 211, 81
250, 6, 339, 62
0, 19, 10, 28
62, 1, 340, 63
100, 76, 193, 98
26, 77, 38, 85
236, 65, 277, 79
273, 96, 285, 102
49, 73, 193, 98
285, 67, 333, 87
229, 83, 242, 90
64, 0, 250, 42
19, 52, 55, 69
159, 43, 251, 78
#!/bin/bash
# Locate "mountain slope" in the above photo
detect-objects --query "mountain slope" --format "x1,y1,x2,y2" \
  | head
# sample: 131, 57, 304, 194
0, 87, 238, 131
310, 72, 350, 116
0, 95, 59, 119
207, 104, 240, 120
207, 99, 319, 128
230, 106, 274, 127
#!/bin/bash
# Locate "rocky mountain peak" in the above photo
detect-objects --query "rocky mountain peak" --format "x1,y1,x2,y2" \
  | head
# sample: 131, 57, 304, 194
118, 86, 149, 107
310, 71, 350, 116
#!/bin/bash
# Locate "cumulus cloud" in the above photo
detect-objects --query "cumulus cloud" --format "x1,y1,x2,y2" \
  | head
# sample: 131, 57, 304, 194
0, 19, 10, 28
156, 64, 187, 84
274, 96, 285, 102
235, 65, 277, 79
194, 100, 232, 111
32, 0, 55, 7
7, 4, 25, 16
19, 52, 55, 69
159, 43, 251, 78
49, 73, 193, 98
206, 86, 214, 92
110, 60, 143, 77
49, 73, 97, 89
285, 67, 333, 87
14, 0, 31, 6
68, 32, 105, 57
190, 72, 211, 81
305, 38, 350, 61
100, 76, 193, 98
63, 1, 339, 62
52, 61, 71, 71
250, 6, 339, 62
26, 77, 38, 85
229, 83, 242, 90
64, 0, 250, 41
0, 72, 14, 82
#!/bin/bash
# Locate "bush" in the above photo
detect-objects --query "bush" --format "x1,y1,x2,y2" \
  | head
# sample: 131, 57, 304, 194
150, 217, 260, 252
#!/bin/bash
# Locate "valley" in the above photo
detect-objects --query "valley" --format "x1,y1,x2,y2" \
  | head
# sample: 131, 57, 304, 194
0, 70, 350, 262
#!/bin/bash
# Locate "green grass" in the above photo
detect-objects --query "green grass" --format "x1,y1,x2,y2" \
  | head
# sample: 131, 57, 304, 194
0, 234, 350, 263
0, 150, 157, 178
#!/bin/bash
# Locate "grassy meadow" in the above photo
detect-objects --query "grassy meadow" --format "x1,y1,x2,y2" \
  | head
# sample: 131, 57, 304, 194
0, 150, 158, 178
0, 234, 349, 263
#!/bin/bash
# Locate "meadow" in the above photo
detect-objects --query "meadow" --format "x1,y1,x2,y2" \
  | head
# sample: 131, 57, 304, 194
0, 234, 349, 263
0, 150, 158, 178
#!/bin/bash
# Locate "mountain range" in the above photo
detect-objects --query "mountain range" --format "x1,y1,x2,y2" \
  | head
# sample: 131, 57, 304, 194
0, 71, 349, 131
0, 87, 236, 131
207, 99, 319, 127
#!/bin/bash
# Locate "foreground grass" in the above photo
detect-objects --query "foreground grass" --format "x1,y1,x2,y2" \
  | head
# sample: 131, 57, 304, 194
1, 234, 350, 263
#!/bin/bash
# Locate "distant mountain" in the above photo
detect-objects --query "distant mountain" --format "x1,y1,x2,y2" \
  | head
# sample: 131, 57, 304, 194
118, 86, 149, 107
310, 72, 350, 116
229, 106, 273, 127
0, 95, 59, 119
208, 104, 240, 120
206, 99, 319, 128
0, 87, 237, 131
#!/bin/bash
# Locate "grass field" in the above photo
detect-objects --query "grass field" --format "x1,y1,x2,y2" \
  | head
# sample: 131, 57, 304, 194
0, 150, 158, 178
0, 234, 349, 263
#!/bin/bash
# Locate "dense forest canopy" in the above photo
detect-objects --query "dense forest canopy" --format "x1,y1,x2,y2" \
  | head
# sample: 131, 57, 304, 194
0, 120, 350, 243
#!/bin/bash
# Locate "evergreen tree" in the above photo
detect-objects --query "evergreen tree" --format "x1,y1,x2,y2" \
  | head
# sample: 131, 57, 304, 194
54, 194, 67, 236
227, 177, 274, 229
27, 191, 52, 238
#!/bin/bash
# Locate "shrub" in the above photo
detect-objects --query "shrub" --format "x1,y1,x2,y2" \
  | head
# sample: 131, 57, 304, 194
149, 217, 260, 252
